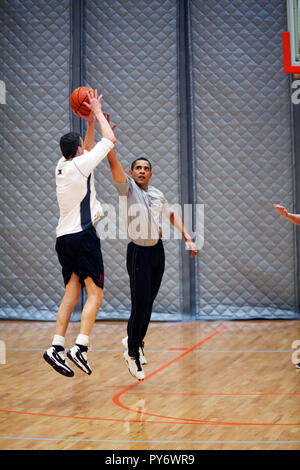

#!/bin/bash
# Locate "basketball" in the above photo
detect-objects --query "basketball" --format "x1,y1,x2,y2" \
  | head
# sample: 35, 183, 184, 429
70, 86, 93, 116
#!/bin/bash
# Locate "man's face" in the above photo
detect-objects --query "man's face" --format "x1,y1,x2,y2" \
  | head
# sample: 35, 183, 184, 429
129, 160, 152, 189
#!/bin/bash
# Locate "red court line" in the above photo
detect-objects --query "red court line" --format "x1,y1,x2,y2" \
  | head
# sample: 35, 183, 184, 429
1, 327, 299, 427
113, 326, 228, 409
0, 329, 226, 427
1, 407, 299, 427
112, 326, 300, 426
126, 392, 300, 397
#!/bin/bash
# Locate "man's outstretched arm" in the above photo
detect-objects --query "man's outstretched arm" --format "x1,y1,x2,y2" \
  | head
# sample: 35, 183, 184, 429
273, 204, 300, 226
83, 114, 95, 151
72, 93, 116, 176
107, 146, 127, 183
85, 91, 116, 144
104, 114, 127, 183
168, 211, 198, 258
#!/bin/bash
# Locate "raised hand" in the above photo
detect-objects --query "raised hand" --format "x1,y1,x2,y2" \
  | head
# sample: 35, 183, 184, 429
185, 239, 198, 259
273, 204, 288, 218
84, 89, 103, 117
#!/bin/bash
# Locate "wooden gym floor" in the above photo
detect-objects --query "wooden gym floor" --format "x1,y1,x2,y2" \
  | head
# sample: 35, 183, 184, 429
0, 319, 299, 450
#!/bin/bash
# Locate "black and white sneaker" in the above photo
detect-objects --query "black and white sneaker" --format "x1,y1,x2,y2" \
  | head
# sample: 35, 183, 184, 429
140, 341, 147, 365
296, 362, 300, 369
67, 345, 92, 375
123, 351, 145, 381
43, 346, 74, 377
122, 336, 147, 365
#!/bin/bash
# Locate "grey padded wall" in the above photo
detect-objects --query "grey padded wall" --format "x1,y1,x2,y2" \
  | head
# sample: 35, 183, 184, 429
0, 0, 70, 320
0, 0, 298, 322
83, 0, 182, 320
191, 0, 298, 319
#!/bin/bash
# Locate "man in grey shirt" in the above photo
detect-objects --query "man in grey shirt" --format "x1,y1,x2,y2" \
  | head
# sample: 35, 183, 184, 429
106, 120, 197, 380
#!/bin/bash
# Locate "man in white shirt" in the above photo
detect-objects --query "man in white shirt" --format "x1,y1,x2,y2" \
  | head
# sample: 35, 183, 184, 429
105, 115, 197, 381
43, 91, 116, 377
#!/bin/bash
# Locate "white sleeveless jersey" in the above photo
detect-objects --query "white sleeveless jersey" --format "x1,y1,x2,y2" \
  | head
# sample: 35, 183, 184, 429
55, 138, 114, 237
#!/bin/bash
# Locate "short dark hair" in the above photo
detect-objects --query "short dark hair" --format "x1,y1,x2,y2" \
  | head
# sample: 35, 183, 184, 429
131, 157, 152, 171
60, 132, 82, 159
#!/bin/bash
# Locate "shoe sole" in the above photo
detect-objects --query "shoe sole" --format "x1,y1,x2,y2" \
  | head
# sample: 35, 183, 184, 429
43, 352, 74, 377
124, 354, 145, 381
67, 350, 92, 375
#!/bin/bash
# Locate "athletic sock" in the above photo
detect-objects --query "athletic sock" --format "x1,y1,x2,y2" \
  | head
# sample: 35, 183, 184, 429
75, 334, 89, 351
52, 334, 65, 351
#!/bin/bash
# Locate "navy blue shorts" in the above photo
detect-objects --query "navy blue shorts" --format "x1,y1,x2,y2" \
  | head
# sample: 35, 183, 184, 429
55, 227, 104, 288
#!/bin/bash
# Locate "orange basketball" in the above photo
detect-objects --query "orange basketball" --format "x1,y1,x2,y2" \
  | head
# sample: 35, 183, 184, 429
70, 86, 93, 116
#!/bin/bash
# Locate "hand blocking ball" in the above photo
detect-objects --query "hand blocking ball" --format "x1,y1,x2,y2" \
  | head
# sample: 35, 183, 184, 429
70, 86, 93, 117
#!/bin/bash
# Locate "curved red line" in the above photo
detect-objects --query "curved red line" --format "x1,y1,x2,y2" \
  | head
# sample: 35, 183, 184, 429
112, 326, 300, 426
1, 408, 299, 427
127, 392, 300, 397
1, 329, 298, 427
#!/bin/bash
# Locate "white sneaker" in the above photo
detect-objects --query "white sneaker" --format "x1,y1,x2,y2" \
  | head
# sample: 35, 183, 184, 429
43, 346, 74, 377
122, 336, 147, 365
123, 351, 145, 381
67, 345, 92, 375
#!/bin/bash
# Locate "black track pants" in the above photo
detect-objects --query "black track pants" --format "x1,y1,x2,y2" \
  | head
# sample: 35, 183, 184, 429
126, 239, 165, 357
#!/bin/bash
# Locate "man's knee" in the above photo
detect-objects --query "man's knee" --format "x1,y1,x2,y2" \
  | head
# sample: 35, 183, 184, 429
85, 277, 104, 307
95, 288, 104, 304
64, 274, 81, 304
88, 289, 103, 310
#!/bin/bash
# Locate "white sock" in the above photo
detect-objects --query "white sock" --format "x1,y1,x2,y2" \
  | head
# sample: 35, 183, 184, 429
52, 335, 65, 349
76, 334, 89, 348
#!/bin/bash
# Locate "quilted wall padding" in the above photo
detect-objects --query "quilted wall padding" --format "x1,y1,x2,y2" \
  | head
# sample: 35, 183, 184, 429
0, 0, 71, 320
0, 0, 298, 322
191, 0, 298, 319
83, 0, 182, 320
